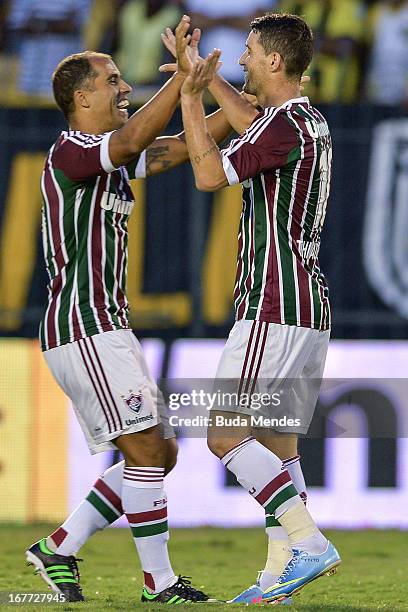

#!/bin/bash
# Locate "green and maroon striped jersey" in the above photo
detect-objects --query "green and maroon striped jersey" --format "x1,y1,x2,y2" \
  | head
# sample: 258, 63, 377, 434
39, 130, 146, 351
221, 97, 332, 331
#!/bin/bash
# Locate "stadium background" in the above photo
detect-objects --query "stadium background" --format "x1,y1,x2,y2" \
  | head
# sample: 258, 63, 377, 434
1, 0, 408, 532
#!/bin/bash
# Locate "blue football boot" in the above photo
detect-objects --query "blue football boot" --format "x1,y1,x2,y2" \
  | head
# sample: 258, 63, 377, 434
228, 572, 292, 605
262, 541, 341, 601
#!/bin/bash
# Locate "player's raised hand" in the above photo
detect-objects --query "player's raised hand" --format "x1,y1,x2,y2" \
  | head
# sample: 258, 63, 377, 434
172, 14, 196, 77
160, 24, 200, 73
181, 50, 222, 96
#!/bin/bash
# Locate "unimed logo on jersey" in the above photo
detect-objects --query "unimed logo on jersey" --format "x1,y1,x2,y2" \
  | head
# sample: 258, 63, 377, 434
364, 119, 408, 318
100, 191, 135, 215
123, 391, 143, 414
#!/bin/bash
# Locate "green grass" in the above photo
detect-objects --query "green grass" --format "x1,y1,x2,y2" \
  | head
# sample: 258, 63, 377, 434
0, 525, 406, 611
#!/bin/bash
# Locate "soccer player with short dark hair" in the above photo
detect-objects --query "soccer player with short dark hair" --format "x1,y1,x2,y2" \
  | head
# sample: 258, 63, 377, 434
25, 17, 237, 605
177, 12, 341, 603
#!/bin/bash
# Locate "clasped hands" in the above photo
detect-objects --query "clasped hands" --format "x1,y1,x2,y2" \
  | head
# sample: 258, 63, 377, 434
160, 14, 221, 96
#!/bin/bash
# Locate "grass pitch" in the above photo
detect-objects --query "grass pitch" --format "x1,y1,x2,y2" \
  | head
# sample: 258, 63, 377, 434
0, 525, 406, 611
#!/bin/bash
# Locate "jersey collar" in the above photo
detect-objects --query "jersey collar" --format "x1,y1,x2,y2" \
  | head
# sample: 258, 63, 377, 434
280, 96, 310, 108
265, 96, 310, 111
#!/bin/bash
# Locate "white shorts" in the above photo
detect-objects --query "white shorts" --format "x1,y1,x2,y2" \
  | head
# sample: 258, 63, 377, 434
214, 320, 330, 434
44, 329, 175, 454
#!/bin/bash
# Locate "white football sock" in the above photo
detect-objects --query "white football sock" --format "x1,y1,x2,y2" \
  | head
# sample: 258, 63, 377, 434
123, 466, 176, 594
222, 438, 301, 517
47, 461, 124, 556
282, 455, 307, 503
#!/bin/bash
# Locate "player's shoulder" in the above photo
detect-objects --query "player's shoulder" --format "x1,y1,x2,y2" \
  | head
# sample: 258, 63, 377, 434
251, 97, 315, 130
243, 106, 292, 141
278, 99, 331, 138
47, 130, 113, 182
245, 102, 304, 145
55, 130, 107, 152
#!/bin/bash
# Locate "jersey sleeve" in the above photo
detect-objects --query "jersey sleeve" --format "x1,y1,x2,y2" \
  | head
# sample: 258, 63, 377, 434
221, 110, 300, 185
52, 131, 118, 181
125, 150, 146, 179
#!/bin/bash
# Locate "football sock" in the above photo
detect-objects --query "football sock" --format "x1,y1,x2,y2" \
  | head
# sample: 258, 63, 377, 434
46, 460, 125, 556
282, 455, 307, 503
122, 466, 176, 594
221, 437, 300, 520
222, 438, 326, 557
261, 456, 307, 589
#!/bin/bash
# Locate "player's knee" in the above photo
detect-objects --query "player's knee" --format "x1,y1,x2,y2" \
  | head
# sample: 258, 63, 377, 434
115, 427, 167, 466
207, 434, 229, 459
164, 438, 178, 475
124, 445, 166, 467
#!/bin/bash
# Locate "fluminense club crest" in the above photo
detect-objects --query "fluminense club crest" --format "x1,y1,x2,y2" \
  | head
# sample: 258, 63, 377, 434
123, 391, 143, 414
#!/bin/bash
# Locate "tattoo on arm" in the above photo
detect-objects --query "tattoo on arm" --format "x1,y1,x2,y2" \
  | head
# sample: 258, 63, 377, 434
192, 144, 218, 165
146, 145, 172, 175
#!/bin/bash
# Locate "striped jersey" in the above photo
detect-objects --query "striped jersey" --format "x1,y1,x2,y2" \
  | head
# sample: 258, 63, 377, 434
39, 130, 146, 351
221, 96, 332, 331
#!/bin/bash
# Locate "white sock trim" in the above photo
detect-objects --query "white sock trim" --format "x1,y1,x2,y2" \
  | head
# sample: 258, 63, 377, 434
123, 467, 164, 489
220, 436, 256, 467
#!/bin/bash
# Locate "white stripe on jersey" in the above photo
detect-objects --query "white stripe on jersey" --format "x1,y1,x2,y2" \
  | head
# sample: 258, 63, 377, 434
41, 146, 57, 350
87, 176, 104, 334
235, 184, 254, 317
286, 110, 306, 326
255, 174, 271, 320
116, 213, 128, 326
100, 175, 115, 327
50, 160, 70, 345
272, 170, 285, 324
73, 187, 87, 339
244, 181, 257, 318
233, 213, 247, 312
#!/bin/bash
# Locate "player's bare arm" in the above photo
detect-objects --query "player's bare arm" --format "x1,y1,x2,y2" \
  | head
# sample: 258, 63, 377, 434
107, 16, 194, 168
180, 53, 228, 192
145, 107, 233, 176
207, 74, 259, 134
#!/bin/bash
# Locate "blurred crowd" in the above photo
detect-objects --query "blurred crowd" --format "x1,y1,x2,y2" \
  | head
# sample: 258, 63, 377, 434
1, 0, 408, 106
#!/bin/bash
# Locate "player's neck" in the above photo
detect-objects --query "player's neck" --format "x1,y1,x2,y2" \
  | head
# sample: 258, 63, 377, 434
259, 82, 303, 109
68, 116, 107, 136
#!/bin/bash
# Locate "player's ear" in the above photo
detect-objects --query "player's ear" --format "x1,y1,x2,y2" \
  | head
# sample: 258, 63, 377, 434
269, 52, 283, 73
74, 89, 91, 111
